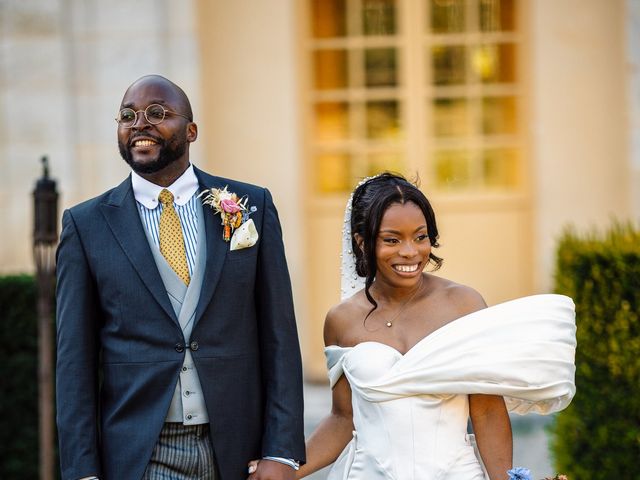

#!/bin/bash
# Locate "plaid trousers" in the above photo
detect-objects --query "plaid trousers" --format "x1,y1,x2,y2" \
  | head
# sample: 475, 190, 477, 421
142, 423, 216, 480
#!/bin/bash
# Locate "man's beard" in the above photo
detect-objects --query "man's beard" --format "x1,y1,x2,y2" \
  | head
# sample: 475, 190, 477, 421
119, 134, 187, 175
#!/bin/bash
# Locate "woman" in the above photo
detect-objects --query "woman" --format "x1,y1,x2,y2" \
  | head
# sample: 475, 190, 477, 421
250, 173, 576, 479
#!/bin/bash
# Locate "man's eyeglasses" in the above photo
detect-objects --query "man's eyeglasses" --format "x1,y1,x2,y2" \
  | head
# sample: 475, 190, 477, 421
115, 104, 191, 128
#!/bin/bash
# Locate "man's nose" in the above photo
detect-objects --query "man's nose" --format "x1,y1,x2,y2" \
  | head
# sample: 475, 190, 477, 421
131, 112, 151, 130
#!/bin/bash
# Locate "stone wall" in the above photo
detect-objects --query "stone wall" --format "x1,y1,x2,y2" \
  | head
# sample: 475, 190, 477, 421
0, 0, 201, 273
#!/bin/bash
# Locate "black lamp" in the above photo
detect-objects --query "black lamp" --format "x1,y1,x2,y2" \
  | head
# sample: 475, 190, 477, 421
33, 156, 59, 276
32, 155, 58, 480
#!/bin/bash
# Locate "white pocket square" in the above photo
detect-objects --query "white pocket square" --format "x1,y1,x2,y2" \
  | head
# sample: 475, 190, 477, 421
230, 219, 259, 251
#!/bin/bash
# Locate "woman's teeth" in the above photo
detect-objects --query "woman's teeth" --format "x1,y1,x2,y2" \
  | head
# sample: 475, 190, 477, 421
394, 264, 419, 273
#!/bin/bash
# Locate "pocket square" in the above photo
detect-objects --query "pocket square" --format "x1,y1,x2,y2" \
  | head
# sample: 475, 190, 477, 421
230, 219, 259, 251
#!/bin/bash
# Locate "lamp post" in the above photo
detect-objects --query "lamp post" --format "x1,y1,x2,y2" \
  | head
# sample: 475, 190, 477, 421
33, 156, 58, 480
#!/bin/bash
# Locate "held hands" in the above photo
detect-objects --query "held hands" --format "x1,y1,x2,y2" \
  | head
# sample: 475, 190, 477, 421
247, 459, 296, 480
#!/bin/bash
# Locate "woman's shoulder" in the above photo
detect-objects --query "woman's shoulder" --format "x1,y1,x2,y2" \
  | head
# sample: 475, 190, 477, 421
427, 276, 487, 318
324, 291, 369, 346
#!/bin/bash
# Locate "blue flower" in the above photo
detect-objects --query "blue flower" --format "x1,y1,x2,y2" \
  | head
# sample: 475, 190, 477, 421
507, 467, 532, 480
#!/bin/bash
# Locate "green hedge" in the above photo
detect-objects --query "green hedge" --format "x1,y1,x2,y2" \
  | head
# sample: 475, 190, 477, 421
550, 224, 640, 479
0, 275, 40, 479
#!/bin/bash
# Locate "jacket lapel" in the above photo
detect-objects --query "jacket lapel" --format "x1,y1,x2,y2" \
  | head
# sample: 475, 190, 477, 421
99, 176, 178, 323
193, 167, 229, 323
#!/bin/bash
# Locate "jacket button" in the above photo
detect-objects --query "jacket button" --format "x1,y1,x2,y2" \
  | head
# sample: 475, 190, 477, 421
175, 343, 184, 353
190, 341, 199, 351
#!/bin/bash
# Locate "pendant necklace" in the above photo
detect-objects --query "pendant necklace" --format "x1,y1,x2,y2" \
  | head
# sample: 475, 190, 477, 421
381, 277, 424, 328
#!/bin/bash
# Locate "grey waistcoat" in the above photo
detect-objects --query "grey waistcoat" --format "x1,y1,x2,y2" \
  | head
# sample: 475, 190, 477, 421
141, 199, 210, 425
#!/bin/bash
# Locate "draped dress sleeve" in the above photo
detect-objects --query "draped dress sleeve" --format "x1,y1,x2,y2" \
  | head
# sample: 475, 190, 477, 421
325, 345, 352, 389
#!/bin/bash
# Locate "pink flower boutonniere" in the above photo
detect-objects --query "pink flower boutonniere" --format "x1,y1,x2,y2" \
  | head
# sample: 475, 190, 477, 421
198, 186, 252, 242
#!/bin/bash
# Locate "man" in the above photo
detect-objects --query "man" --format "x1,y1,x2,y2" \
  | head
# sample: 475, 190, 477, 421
56, 75, 305, 480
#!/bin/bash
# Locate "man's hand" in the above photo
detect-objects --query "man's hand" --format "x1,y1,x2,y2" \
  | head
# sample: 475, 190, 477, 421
247, 459, 296, 480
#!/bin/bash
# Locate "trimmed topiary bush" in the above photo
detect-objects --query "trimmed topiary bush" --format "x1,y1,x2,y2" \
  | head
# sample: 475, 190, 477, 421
550, 223, 640, 479
0, 275, 39, 479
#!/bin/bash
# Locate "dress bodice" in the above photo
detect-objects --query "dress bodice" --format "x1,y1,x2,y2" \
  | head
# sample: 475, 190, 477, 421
324, 294, 577, 480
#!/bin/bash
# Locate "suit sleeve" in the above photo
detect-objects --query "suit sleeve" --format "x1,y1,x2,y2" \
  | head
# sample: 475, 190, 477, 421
56, 209, 102, 479
256, 189, 306, 463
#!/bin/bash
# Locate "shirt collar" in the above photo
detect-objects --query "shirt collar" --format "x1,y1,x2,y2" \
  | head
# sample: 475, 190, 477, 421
131, 164, 199, 209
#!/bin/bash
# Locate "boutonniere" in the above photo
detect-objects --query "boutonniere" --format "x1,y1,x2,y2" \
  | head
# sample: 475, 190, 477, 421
198, 186, 259, 250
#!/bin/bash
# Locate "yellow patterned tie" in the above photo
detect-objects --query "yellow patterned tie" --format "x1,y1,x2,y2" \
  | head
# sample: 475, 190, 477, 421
158, 189, 190, 285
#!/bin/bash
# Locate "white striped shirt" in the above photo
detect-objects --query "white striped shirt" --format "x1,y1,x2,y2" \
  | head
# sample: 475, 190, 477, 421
130, 165, 200, 274
137, 195, 199, 275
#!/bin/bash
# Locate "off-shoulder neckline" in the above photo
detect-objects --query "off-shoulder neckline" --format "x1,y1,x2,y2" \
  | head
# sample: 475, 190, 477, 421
325, 293, 573, 357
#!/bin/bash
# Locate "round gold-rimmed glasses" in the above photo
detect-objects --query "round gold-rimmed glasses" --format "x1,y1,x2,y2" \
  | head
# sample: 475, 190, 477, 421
115, 104, 191, 128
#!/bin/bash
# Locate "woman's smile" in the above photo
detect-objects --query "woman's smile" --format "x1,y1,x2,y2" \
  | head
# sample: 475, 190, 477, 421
393, 263, 420, 273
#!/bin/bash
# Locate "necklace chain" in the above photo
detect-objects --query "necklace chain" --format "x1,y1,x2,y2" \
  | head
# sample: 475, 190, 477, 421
377, 277, 424, 328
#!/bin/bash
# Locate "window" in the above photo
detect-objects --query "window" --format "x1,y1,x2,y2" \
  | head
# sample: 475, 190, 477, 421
309, 0, 405, 193
307, 0, 521, 194
429, 0, 520, 191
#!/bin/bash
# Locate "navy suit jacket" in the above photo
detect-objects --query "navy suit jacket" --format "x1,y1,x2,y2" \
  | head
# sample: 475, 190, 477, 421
55, 167, 305, 480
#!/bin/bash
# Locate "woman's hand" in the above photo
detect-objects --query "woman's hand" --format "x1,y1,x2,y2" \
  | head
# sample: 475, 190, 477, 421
246, 459, 296, 480
247, 459, 260, 475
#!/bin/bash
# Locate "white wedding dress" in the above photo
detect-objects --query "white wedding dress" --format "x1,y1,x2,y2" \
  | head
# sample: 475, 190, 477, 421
325, 294, 576, 480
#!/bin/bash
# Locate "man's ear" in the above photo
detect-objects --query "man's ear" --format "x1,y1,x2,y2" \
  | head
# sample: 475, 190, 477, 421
186, 122, 198, 142
353, 233, 365, 252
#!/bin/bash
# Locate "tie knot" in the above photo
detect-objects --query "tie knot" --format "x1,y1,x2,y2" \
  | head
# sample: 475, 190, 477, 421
158, 189, 174, 206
